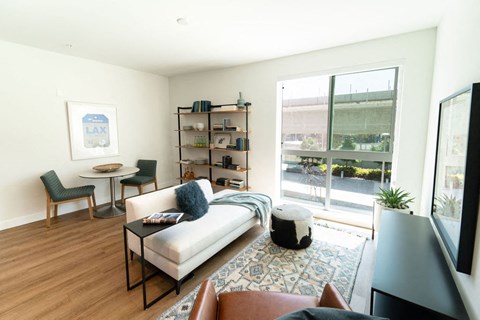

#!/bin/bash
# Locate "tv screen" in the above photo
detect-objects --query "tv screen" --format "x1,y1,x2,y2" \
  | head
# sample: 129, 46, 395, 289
431, 83, 480, 274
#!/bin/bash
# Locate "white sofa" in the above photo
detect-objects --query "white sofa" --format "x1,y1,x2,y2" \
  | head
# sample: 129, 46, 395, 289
125, 179, 259, 292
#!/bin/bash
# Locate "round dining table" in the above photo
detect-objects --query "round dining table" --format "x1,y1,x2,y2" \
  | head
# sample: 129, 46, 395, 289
79, 166, 139, 218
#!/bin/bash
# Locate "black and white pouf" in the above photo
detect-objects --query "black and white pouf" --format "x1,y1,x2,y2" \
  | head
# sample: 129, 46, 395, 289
270, 204, 313, 249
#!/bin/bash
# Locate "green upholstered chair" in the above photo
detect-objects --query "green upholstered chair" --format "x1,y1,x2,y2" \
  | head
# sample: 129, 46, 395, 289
40, 170, 96, 227
120, 159, 158, 204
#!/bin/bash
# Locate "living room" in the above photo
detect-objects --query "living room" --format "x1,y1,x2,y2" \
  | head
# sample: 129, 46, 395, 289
1, 0, 479, 319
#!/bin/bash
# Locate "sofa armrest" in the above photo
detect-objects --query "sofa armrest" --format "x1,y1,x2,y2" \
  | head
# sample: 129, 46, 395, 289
318, 283, 352, 311
125, 185, 179, 223
189, 280, 218, 320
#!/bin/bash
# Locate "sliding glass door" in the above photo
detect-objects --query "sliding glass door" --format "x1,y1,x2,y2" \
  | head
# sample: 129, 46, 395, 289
280, 68, 398, 214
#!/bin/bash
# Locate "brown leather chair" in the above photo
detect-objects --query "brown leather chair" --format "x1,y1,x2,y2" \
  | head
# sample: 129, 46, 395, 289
189, 279, 351, 320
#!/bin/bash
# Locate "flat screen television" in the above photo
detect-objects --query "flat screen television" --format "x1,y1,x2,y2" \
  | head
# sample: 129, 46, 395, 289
431, 82, 480, 274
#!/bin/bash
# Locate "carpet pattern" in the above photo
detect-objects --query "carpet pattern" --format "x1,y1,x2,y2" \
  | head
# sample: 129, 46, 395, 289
158, 224, 366, 320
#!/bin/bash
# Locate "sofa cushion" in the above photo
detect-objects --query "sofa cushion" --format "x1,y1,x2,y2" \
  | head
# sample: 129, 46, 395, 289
175, 181, 209, 220
145, 196, 255, 264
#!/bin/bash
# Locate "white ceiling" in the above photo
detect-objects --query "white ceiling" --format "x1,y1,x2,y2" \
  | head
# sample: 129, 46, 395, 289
0, 0, 448, 77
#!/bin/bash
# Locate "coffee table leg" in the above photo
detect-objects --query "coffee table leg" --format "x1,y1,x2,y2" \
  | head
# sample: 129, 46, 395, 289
141, 238, 147, 309
124, 226, 131, 290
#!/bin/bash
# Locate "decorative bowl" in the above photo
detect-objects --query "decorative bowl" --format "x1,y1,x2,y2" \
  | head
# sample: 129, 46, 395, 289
93, 163, 123, 172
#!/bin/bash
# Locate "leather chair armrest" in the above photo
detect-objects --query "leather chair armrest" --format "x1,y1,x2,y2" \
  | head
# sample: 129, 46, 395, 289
218, 291, 319, 320
318, 283, 352, 311
189, 280, 218, 320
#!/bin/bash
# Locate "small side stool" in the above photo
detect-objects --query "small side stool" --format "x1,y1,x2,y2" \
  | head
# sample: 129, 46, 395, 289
270, 204, 313, 249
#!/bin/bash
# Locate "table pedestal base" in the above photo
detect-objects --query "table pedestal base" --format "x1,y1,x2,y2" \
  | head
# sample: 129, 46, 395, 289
93, 176, 127, 218
79, 167, 139, 219
94, 205, 125, 218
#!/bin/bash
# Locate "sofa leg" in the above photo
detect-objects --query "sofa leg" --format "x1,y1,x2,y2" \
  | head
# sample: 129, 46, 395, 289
175, 273, 194, 295
176, 281, 181, 295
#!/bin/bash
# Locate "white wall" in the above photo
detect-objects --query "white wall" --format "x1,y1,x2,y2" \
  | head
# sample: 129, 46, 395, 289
421, 0, 480, 317
0, 40, 173, 230
170, 29, 436, 213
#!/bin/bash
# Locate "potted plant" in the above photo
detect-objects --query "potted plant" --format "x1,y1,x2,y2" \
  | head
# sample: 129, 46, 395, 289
375, 187, 414, 209
373, 187, 414, 236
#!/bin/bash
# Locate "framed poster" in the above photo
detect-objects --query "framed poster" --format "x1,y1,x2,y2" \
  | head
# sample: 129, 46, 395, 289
67, 101, 119, 160
214, 133, 231, 149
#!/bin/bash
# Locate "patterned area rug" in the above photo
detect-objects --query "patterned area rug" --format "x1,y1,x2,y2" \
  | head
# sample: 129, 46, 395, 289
158, 224, 366, 320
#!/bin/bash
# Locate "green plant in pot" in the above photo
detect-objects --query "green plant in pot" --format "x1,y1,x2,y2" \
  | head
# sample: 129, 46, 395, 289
375, 187, 414, 209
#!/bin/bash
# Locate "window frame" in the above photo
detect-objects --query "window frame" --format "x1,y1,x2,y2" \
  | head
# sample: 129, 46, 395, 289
279, 66, 400, 210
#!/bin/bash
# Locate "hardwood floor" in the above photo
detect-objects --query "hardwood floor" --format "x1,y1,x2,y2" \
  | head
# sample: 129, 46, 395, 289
0, 209, 374, 320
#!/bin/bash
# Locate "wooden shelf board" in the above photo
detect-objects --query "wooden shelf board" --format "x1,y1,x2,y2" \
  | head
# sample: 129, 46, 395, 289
176, 178, 249, 191
174, 110, 250, 115
176, 145, 210, 150
210, 166, 249, 172
176, 146, 248, 152
211, 148, 249, 153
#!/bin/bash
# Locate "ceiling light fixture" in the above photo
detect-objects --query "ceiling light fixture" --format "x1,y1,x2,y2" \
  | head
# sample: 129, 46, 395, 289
176, 17, 188, 26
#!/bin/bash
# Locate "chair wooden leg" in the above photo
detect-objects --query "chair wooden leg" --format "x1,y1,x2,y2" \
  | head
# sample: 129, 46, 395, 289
91, 192, 97, 209
87, 197, 93, 220
121, 185, 125, 205
54, 204, 58, 217
138, 186, 143, 195
154, 179, 158, 191
46, 197, 51, 227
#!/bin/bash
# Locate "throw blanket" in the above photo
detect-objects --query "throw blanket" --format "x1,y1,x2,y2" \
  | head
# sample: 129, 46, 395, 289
210, 193, 272, 227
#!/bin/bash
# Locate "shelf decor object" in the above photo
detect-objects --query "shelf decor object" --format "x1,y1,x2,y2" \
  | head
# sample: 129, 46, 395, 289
431, 82, 480, 274
93, 163, 123, 172
214, 133, 231, 149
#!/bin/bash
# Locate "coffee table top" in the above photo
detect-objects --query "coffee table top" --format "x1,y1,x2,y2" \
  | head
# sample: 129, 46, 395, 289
124, 209, 191, 238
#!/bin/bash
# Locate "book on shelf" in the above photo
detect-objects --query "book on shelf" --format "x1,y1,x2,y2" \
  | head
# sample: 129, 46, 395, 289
191, 100, 211, 112
227, 164, 240, 170
143, 211, 184, 224
216, 177, 230, 186
229, 179, 245, 189
235, 138, 250, 151
225, 126, 241, 131
226, 144, 237, 150
211, 105, 238, 112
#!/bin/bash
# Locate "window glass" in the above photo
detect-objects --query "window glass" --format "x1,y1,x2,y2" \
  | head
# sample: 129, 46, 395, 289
282, 76, 329, 151
330, 68, 397, 152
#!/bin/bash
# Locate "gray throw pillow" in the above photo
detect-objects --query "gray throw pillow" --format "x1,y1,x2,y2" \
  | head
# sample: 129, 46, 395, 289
276, 308, 389, 320
175, 181, 209, 220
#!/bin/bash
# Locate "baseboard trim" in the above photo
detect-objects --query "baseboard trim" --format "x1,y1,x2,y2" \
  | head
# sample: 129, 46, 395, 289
0, 180, 178, 231
0, 211, 46, 231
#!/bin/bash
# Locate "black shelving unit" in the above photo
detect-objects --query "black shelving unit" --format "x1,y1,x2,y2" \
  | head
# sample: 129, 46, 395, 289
175, 105, 250, 191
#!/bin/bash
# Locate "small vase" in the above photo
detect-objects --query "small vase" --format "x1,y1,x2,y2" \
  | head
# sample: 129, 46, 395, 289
237, 92, 245, 108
